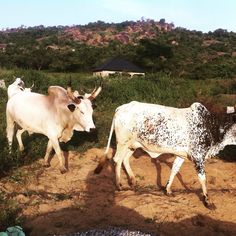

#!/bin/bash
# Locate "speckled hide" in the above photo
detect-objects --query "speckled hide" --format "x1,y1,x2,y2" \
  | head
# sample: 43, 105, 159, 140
96, 101, 236, 206
115, 102, 235, 164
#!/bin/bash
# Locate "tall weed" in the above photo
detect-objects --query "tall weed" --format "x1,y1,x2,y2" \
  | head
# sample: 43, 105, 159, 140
0, 70, 235, 176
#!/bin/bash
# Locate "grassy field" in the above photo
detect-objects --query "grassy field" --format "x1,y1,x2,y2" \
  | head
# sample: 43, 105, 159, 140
0, 69, 236, 228
1, 69, 236, 174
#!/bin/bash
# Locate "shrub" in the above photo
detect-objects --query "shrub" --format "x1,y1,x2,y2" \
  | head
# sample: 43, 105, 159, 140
0, 70, 235, 176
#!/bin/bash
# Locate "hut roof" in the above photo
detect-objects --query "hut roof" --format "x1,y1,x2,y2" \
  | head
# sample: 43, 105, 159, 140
93, 58, 144, 73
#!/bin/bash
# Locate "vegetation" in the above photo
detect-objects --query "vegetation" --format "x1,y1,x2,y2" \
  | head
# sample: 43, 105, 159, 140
0, 19, 236, 228
0, 190, 23, 230
0, 70, 236, 229
0, 19, 236, 79
0, 69, 235, 178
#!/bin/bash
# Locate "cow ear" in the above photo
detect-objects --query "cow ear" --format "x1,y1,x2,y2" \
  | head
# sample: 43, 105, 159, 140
67, 104, 76, 112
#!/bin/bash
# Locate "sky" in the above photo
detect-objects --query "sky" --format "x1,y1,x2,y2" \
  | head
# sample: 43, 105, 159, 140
0, 0, 236, 33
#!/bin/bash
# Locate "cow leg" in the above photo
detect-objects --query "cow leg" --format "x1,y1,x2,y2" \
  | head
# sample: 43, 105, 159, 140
16, 129, 25, 151
113, 145, 133, 190
194, 160, 215, 209
44, 140, 53, 167
6, 113, 15, 152
50, 138, 67, 174
165, 156, 185, 195
123, 154, 136, 187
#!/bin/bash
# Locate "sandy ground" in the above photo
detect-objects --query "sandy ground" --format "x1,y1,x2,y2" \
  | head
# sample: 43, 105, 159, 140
1, 148, 236, 236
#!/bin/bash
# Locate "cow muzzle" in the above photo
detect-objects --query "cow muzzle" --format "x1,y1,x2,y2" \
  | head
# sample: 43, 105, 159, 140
89, 128, 96, 133
85, 125, 96, 133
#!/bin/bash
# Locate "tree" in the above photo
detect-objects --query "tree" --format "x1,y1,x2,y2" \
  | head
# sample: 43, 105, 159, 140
159, 18, 166, 25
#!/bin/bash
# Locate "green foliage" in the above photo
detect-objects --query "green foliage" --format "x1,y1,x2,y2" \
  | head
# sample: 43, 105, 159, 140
1, 23, 236, 79
1, 70, 235, 175
0, 191, 22, 231
0, 70, 235, 225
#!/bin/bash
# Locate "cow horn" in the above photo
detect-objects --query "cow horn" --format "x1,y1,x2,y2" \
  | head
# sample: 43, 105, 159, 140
88, 80, 103, 100
90, 86, 97, 95
89, 86, 102, 100
67, 83, 81, 104
67, 78, 73, 96
31, 82, 34, 89
67, 78, 72, 88
79, 88, 94, 96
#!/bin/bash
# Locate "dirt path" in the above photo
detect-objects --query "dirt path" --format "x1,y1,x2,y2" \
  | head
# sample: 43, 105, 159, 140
1, 148, 236, 236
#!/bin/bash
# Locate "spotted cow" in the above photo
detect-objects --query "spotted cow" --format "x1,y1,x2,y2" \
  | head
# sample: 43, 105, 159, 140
95, 101, 236, 207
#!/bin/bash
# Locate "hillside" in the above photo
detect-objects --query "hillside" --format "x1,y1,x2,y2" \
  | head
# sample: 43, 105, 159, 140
63, 19, 174, 45
0, 19, 236, 78
0, 19, 174, 46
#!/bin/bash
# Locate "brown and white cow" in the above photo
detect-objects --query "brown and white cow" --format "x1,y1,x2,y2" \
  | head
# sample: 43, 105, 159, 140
95, 101, 236, 208
6, 83, 101, 173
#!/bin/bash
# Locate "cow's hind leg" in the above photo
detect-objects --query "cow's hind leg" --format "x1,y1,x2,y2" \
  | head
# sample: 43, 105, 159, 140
16, 129, 25, 151
6, 112, 15, 152
194, 160, 215, 209
123, 154, 136, 187
113, 144, 133, 190
165, 156, 185, 195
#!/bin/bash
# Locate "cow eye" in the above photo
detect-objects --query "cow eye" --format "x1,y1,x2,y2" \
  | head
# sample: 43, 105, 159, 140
92, 104, 97, 109
80, 111, 84, 115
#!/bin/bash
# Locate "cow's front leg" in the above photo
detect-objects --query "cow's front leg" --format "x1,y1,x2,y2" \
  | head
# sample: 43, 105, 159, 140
43, 140, 53, 167
50, 138, 67, 174
165, 156, 185, 195
16, 129, 25, 151
194, 160, 215, 209
6, 113, 15, 153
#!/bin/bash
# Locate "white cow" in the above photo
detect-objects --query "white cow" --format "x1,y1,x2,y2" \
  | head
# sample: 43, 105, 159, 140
95, 101, 236, 207
7, 78, 34, 149
7, 77, 35, 99
6, 84, 101, 173
7, 77, 26, 99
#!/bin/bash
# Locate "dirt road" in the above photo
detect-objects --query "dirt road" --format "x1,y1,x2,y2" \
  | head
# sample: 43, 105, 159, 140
1, 148, 236, 236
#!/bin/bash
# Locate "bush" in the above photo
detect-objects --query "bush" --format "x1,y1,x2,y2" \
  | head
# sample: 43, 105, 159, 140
0, 70, 235, 177
0, 191, 23, 231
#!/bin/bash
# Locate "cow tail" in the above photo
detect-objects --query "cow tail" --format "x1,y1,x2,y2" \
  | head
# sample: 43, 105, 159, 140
94, 117, 115, 174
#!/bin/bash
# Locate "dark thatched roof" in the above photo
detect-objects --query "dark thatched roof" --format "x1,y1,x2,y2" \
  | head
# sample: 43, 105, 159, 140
93, 58, 145, 73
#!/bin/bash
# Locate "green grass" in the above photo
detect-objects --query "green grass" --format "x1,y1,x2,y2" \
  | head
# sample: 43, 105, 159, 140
0, 191, 23, 231
0, 69, 235, 175
0, 69, 235, 228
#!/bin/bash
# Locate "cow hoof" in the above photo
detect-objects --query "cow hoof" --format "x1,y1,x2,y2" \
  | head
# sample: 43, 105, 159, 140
60, 167, 67, 174
167, 192, 175, 197
128, 178, 136, 188
43, 163, 51, 168
164, 188, 174, 196
203, 198, 216, 210
130, 184, 137, 191
116, 183, 122, 191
